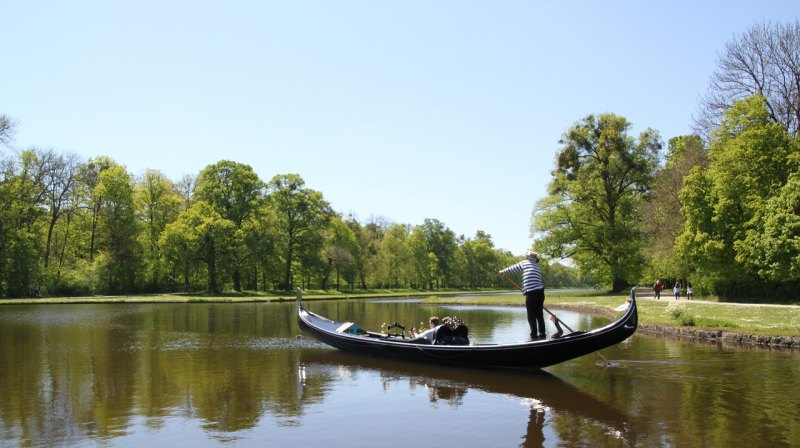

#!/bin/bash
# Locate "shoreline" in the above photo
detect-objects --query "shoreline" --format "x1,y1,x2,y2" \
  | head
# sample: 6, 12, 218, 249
3, 292, 798, 350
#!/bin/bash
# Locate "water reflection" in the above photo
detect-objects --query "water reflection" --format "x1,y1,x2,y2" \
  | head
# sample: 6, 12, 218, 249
299, 351, 634, 447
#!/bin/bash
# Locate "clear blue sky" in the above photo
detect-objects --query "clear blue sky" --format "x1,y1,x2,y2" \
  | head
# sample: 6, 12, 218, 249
2, 1, 797, 254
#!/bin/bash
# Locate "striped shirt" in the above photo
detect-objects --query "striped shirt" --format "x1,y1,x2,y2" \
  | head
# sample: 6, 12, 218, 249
500, 259, 544, 294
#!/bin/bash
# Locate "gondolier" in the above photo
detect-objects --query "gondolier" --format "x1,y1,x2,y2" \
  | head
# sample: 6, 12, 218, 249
499, 251, 546, 340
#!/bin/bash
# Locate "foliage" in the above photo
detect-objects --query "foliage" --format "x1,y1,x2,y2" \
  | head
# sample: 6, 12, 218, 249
640, 136, 707, 285
677, 95, 800, 298
533, 113, 662, 292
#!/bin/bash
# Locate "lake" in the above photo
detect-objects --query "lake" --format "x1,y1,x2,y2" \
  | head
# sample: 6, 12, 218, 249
0, 299, 798, 447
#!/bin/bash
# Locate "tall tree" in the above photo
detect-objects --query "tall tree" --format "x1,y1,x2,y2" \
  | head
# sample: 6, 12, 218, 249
135, 169, 181, 289
534, 113, 662, 292
195, 161, 264, 291
695, 19, 800, 138
376, 223, 413, 288
408, 219, 457, 289
94, 165, 140, 293
0, 149, 48, 296
267, 174, 332, 291
41, 150, 81, 268
160, 201, 240, 293
640, 135, 707, 282
678, 95, 799, 297
460, 231, 499, 289
78, 156, 115, 262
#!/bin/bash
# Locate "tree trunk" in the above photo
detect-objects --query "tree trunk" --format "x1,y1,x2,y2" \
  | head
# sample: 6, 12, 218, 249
612, 278, 627, 293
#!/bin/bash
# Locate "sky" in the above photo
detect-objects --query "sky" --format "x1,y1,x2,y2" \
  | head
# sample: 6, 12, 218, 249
2, 1, 798, 255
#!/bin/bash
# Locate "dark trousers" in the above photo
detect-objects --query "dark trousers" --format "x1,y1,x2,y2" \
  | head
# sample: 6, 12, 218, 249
525, 289, 546, 338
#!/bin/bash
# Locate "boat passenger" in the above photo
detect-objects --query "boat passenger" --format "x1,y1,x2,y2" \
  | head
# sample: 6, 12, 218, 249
410, 317, 440, 344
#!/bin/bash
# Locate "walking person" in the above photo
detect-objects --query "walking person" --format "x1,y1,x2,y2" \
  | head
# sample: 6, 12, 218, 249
673, 281, 681, 300
499, 251, 546, 340
687, 282, 694, 300
653, 280, 663, 300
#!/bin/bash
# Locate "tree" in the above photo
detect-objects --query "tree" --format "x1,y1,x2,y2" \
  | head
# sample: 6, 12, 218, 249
94, 165, 140, 293
0, 114, 15, 147
640, 135, 707, 282
376, 223, 413, 288
695, 20, 800, 138
678, 95, 799, 297
408, 219, 458, 289
460, 231, 499, 288
534, 113, 662, 292
746, 173, 800, 282
241, 205, 279, 291
160, 201, 241, 293
135, 169, 181, 289
0, 149, 49, 297
195, 161, 264, 291
266, 174, 332, 291
78, 156, 115, 263
41, 150, 81, 269
321, 216, 360, 291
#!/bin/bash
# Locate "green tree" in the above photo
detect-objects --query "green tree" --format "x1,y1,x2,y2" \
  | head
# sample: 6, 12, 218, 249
135, 169, 181, 290
746, 173, 800, 281
460, 231, 499, 288
321, 216, 360, 291
94, 165, 140, 293
350, 217, 384, 290
534, 113, 662, 292
196, 161, 264, 291
0, 149, 49, 297
408, 219, 457, 289
376, 223, 413, 288
678, 95, 799, 297
267, 174, 332, 291
79, 156, 115, 263
640, 135, 707, 283
160, 201, 241, 293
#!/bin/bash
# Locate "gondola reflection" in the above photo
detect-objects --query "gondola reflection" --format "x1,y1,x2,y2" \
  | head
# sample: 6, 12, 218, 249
299, 350, 635, 447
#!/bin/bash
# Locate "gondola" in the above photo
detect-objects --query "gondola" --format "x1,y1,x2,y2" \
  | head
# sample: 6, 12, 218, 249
297, 292, 638, 370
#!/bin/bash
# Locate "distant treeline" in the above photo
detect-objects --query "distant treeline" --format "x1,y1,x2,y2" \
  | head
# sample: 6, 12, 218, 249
0, 145, 589, 298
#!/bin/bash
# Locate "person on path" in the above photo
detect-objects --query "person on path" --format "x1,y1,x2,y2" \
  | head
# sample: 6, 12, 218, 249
499, 251, 546, 340
687, 282, 694, 300
653, 280, 663, 300
673, 281, 681, 300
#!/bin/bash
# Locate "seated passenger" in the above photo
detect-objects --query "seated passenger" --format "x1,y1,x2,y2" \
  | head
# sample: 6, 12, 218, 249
410, 317, 440, 344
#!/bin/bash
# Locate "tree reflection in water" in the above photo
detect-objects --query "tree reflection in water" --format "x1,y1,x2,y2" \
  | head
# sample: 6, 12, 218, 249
299, 350, 634, 447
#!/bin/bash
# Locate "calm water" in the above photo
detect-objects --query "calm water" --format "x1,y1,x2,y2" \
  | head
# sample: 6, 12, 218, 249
0, 300, 798, 447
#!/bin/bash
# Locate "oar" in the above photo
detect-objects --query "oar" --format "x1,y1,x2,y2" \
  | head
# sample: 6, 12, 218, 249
498, 272, 613, 367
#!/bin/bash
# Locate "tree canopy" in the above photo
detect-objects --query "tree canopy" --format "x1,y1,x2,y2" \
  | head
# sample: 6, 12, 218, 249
533, 113, 662, 292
